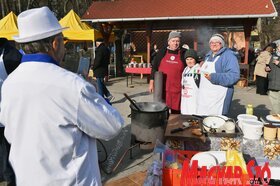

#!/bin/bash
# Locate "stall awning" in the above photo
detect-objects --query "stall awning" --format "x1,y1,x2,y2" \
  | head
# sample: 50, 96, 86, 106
60, 10, 114, 42
59, 10, 96, 41
0, 12, 18, 40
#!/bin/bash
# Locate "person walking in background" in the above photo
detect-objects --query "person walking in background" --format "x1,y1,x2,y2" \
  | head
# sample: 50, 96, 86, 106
0, 37, 22, 186
253, 45, 273, 95
129, 42, 137, 56
150, 43, 159, 63
266, 42, 280, 114
0, 7, 124, 186
93, 38, 114, 102
149, 31, 187, 113
181, 49, 201, 115
197, 33, 240, 116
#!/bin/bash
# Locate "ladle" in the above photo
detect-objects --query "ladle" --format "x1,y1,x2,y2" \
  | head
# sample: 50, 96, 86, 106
123, 93, 141, 111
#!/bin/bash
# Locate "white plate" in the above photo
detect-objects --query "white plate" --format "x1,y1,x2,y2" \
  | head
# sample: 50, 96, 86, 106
266, 115, 280, 122
191, 151, 226, 169
191, 153, 218, 169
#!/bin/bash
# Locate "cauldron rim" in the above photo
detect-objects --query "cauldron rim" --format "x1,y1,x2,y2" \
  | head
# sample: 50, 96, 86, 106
129, 101, 169, 113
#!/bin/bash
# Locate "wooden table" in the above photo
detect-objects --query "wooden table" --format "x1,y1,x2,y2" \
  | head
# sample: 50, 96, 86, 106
104, 170, 146, 186
164, 114, 203, 140
125, 67, 151, 87
164, 114, 210, 151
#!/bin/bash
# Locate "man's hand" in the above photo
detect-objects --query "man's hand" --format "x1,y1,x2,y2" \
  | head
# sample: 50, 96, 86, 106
273, 59, 280, 66
149, 80, 154, 93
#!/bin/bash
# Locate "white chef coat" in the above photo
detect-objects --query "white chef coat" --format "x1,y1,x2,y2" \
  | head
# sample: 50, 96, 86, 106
0, 54, 124, 186
197, 56, 228, 115
180, 64, 200, 115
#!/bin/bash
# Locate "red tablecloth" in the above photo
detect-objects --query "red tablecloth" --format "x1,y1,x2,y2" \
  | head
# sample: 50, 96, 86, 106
125, 67, 151, 74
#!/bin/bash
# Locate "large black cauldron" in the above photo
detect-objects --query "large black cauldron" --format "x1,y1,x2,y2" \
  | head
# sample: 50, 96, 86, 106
130, 102, 169, 129
130, 102, 169, 145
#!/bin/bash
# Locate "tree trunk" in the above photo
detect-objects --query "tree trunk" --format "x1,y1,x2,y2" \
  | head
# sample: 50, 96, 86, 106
26, 0, 31, 9
0, 0, 5, 17
18, 0, 22, 12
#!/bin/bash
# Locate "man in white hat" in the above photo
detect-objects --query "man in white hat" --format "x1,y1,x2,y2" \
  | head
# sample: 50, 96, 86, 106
0, 6, 124, 186
197, 33, 240, 115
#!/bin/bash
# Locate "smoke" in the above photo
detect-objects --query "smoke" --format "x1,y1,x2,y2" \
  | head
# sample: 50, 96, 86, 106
196, 26, 220, 58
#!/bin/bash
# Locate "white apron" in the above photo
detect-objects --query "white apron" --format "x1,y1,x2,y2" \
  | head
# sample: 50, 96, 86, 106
197, 56, 228, 115
181, 64, 200, 115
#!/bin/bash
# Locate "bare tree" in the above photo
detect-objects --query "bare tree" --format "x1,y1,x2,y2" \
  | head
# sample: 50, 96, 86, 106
1, 0, 5, 17
256, 0, 280, 47
0, 0, 95, 19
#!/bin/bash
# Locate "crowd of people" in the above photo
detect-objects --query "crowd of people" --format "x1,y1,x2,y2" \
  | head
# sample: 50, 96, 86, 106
149, 32, 240, 116
148, 30, 280, 117
252, 42, 280, 114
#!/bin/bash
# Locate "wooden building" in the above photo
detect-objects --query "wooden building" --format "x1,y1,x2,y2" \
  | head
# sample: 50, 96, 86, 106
82, 0, 277, 77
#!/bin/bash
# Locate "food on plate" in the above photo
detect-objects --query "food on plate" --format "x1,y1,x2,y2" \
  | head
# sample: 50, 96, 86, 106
187, 119, 200, 127
263, 140, 280, 160
166, 139, 183, 150
220, 137, 241, 151
272, 114, 280, 120
191, 128, 203, 136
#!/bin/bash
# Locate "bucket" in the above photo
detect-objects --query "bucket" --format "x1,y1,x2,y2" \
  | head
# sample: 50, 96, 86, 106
264, 125, 277, 140
242, 120, 263, 140
237, 114, 258, 130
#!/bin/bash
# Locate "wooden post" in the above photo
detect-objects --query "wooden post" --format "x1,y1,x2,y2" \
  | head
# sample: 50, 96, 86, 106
146, 23, 152, 64
244, 24, 252, 64
240, 22, 252, 87
194, 29, 198, 50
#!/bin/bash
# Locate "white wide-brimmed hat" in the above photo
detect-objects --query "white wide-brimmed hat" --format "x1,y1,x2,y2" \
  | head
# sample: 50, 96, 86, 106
13, 6, 68, 43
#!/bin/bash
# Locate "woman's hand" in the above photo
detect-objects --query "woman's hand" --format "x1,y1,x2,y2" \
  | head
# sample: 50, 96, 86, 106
204, 73, 211, 80
265, 66, 271, 72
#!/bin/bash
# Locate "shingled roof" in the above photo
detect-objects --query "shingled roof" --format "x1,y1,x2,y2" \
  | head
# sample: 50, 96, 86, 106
82, 0, 277, 22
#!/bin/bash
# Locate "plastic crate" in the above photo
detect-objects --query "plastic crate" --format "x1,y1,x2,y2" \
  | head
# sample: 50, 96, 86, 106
163, 150, 199, 186
162, 150, 250, 186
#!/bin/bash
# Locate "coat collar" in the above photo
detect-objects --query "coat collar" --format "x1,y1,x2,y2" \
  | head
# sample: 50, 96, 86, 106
21, 54, 59, 66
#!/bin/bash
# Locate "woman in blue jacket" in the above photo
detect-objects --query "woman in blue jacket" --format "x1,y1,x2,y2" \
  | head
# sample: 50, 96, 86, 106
197, 34, 240, 116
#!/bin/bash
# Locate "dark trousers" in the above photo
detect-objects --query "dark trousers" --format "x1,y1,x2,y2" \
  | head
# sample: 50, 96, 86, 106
0, 128, 15, 186
96, 77, 111, 98
256, 75, 268, 95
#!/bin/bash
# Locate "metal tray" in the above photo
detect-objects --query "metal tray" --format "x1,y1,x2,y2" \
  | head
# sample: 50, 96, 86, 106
200, 119, 243, 138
